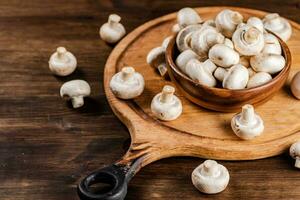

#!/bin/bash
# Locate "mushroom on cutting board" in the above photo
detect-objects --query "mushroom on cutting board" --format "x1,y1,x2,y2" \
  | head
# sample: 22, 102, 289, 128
231, 104, 264, 140
290, 71, 300, 99
290, 141, 300, 169
60, 80, 91, 108
151, 85, 182, 121
110, 66, 144, 99
49, 47, 77, 76
100, 14, 126, 44
192, 160, 230, 194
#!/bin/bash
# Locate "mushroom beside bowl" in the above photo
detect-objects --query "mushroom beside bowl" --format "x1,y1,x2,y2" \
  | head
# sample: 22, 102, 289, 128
165, 33, 291, 112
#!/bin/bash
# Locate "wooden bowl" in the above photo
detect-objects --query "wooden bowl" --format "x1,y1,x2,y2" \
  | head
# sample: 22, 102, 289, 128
166, 34, 291, 112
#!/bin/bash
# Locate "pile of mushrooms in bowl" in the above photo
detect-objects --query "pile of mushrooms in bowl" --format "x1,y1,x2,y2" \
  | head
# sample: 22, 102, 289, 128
164, 8, 292, 112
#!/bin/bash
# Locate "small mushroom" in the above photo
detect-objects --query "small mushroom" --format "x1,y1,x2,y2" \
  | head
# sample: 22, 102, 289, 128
223, 64, 249, 89
208, 44, 240, 68
215, 9, 243, 38
247, 72, 272, 88
60, 80, 91, 108
232, 25, 265, 56
231, 104, 264, 140
262, 33, 282, 55
214, 67, 228, 82
146, 46, 168, 77
247, 17, 264, 33
192, 160, 230, 194
99, 14, 126, 44
49, 47, 77, 76
290, 71, 300, 99
176, 24, 202, 52
151, 85, 182, 121
185, 59, 217, 87
191, 26, 225, 57
175, 49, 200, 73
250, 53, 286, 74
177, 7, 203, 28
289, 141, 300, 169
110, 67, 144, 99
263, 13, 292, 42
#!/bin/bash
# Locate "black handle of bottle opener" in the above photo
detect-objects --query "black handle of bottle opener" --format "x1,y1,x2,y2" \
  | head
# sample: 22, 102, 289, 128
78, 159, 141, 200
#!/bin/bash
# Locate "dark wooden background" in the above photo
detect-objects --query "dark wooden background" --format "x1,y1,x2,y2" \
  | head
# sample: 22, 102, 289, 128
0, 0, 300, 199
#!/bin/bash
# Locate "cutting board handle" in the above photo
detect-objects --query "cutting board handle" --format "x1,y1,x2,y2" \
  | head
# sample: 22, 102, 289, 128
77, 157, 142, 200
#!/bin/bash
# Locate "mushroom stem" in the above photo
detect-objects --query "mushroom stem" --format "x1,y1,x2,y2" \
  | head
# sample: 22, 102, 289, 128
244, 28, 259, 44
202, 160, 220, 177
295, 158, 300, 169
71, 96, 84, 108
108, 14, 121, 27
160, 85, 175, 103
56, 47, 68, 62
121, 67, 135, 81
241, 104, 255, 124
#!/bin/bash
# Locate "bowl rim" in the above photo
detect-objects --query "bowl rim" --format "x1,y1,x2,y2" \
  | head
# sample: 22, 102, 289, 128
166, 30, 291, 93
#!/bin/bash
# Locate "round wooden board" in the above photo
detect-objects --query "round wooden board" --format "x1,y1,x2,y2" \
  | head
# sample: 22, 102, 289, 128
104, 7, 300, 165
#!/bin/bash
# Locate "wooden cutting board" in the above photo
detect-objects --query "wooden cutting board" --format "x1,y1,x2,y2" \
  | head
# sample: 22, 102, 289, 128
78, 7, 300, 200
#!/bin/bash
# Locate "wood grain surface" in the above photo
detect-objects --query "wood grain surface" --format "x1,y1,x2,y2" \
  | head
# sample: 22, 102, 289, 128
0, 0, 300, 200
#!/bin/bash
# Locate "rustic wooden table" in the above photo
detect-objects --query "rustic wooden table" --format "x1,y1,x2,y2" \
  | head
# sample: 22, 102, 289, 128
1, 0, 300, 199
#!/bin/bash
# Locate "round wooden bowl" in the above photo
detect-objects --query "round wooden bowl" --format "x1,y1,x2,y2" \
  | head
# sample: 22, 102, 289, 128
166, 33, 291, 112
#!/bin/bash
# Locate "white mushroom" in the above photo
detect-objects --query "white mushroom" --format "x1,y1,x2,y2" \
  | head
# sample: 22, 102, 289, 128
202, 19, 216, 28
99, 14, 126, 44
289, 141, 300, 168
223, 64, 249, 89
215, 9, 243, 38
231, 104, 264, 140
263, 13, 292, 42
262, 33, 282, 55
247, 72, 272, 88
214, 67, 228, 82
175, 49, 200, 73
190, 26, 225, 57
232, 25, 265, 56
185, 59, 217, 87
151, 85, 182, 121
208, 44, 240, 68
192, 160, 230, 194
247, 17, 264, 33
223, 38, 234, 49
146, 46, 168, 77
177, 7, 203, 28
49, 47, 77, 76
172, 23, 181, 33
60, 80, 91, 108
110, 67, 144, 99
176, 24, 202, 52
203, 59, 217, 73
250, 53, 286, 74
291, 71, 300, 99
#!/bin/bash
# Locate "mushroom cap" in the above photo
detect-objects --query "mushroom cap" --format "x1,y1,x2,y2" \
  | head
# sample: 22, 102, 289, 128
151, 86, 182, 121
231, 104, 264, 140
223, 38, 234, 49
192, 160, 230, 194
247, 72, 272, 88
146, 46, 165, 68
215, 9, 243, 38
49, 47, 77, 76
202, 19, 216, 28
110, 67, 145, 99
214, 67, 228, 82
247, 17, 264, 33
177, 7, 203, 28
263, 13, 292, 42
191, 26, 225, 57
290, 141, 300, 159
185, 59, 217, 87
262, 33, 282, 55
175, 49, 199, 73
99, 14, 126, 44
250, 53, 286, 74
291, 71, 300, 99
223, 64, 249, 90
177, 24, 202, 52
208, 44, 240, 68
60, 80, 91, 98
232, 25, 265, 56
